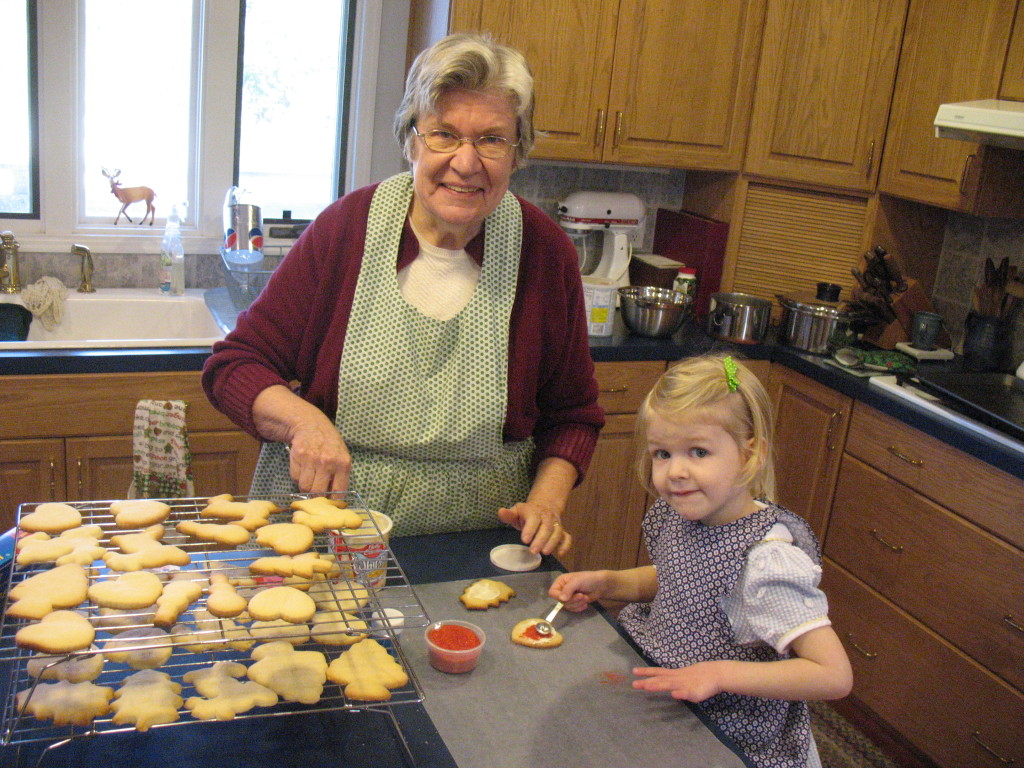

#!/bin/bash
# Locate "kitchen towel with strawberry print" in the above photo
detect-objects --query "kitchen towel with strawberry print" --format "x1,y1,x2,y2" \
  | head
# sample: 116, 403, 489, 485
128, 399, 194, 499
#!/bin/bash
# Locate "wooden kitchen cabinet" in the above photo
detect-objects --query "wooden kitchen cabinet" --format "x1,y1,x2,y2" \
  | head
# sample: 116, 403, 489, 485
878, 0, 1024, 217
822, 401, 1024, 768
767, 364, 852, 540
560, 360, 663, 573
447, 0, 765, 170
744, 0, 907, 191
0, 372, 261, 528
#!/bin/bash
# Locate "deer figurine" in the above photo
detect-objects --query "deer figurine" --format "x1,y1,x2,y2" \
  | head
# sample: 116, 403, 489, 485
101, 168, 156, 225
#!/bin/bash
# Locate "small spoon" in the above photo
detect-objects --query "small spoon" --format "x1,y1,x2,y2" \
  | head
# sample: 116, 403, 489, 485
534, 601, 564, 637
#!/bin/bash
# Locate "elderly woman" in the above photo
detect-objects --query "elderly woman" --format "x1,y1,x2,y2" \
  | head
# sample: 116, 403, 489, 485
203, 33, 603, 556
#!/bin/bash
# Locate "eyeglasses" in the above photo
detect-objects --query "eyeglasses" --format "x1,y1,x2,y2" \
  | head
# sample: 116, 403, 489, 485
414, 128, 519, 159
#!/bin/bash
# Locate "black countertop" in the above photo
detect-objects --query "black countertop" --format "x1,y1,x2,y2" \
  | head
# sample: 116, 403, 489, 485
2, 310, 1020, 478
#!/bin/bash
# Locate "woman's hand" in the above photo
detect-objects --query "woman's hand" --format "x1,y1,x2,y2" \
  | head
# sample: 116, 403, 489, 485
252, 385, 352, 493
498, 501, 571, 557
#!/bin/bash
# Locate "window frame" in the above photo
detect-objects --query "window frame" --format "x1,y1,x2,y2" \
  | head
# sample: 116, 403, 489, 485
3, 0, 408, 256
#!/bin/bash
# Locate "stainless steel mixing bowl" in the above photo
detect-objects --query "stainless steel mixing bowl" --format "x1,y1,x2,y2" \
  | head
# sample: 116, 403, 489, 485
618, 286, 692, 338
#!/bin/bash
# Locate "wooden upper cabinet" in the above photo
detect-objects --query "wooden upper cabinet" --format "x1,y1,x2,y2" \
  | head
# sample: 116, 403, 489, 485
451, 0, 618, 163
603, 0, 765, 169
744, 0, 907, 191
878, 0, 1024, 216
450, 0, 765, 170
1001, 6, 1024, 100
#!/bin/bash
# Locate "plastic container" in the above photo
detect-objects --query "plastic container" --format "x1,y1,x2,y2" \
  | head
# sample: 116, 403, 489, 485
673, 266, 697, 301
223, 187, 263, 265
425, 620, 485, 674
159, 203, 186, 295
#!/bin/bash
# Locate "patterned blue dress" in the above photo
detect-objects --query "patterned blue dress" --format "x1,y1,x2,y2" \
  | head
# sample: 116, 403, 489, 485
618, 500, 827, 768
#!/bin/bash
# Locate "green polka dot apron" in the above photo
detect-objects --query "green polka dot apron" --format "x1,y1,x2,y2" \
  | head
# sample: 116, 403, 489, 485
249, 172, 533, 536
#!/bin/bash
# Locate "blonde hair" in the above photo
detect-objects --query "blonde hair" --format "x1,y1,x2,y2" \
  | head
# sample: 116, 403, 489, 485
635, 355, 776, 500
394, 33, 536, 165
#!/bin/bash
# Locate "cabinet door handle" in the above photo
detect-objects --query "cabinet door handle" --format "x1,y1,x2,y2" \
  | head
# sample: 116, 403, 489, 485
886, 445, 923, 467
76, 458, 84, 496
612, 111, 623, 148
1004, 614, 1024, 635
600, 385, 629, 394
594, 109, 606, 147
845, 633, 877, 659
869, 528, 904, 552
48, 459, 57, 497
826, 410, 842, 451
865, 140, 875, 177
959, 154, 975, 195
971, 731, 1013, 765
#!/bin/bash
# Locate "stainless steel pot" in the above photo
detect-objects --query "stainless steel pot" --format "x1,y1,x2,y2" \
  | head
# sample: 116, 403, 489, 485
777, 293, 859, 354
705, 292, 773, 344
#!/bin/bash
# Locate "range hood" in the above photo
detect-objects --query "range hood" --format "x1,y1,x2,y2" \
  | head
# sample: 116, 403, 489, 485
934, 99, 1024, 149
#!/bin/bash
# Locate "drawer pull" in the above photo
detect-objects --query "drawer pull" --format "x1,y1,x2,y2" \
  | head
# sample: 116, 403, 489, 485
886, 445, 923, 467
48, 459, 57, 497
76, 458, 84, 496
869, 529, 904, 552
971, 731, 1012, 764
1004, 614, 1024, 634
845, 633, 877, 659
600, 386, 629, 394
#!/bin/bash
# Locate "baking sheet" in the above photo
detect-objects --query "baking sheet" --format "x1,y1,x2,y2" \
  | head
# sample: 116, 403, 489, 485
399, 572, 748, 768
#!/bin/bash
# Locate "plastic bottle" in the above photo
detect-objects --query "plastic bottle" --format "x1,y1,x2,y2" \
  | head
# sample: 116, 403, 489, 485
673, 265, 697, 300
159, 202, 187, 295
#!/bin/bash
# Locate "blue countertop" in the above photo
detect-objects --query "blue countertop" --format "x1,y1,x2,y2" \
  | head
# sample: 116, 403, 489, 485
1, 310, 1020, 478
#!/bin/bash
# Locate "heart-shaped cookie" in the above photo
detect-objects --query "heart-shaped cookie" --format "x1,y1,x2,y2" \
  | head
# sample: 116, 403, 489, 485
16, 610, 96, 653
88, 571, 164, 610
247, 586, 317, 623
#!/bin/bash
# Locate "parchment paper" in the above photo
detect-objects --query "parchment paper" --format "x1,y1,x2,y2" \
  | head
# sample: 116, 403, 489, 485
399, 572, 749, 768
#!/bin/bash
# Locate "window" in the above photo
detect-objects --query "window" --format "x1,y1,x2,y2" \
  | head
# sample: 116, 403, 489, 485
0, 0, 36, 218
3, 0, 407, 254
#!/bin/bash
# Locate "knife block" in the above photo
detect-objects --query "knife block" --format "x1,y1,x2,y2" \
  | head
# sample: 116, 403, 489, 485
861, 279, 951, 350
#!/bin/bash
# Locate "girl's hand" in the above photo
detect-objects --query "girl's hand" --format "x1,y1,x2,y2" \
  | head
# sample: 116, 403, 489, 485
632, 662, 725, 703
548, 570, 610, 612
498, 501, 571, 558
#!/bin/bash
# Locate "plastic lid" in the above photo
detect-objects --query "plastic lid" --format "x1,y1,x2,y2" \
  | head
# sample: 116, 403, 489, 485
489, 544, 542, 572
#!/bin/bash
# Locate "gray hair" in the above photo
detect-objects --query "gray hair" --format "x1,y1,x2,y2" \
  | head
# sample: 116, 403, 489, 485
394, 33, 535, 165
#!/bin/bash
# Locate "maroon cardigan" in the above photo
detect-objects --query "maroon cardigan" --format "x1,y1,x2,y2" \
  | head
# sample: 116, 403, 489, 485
202, 181, 604, 481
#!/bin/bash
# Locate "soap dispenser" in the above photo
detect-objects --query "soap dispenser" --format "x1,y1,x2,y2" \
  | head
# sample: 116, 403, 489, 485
159, 202, 187, 295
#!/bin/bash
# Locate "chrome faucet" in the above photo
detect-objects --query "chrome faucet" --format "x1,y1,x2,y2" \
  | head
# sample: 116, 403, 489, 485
72, 243, 95, 293
0, 231, 22, 293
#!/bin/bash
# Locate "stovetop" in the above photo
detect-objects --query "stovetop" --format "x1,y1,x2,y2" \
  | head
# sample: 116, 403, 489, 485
869, 375, 1024, 459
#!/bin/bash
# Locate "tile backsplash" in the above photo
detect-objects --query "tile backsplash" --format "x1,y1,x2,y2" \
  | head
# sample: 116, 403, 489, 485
8, 162, 1023, 370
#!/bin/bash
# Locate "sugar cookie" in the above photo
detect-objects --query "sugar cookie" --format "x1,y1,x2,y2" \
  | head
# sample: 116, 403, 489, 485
16, 680, 113, 727
511, 617, 564, 648
184, 662, 278, 720
254, 522, 314, 556
103, 627, 174, 670
104, 524, 190, 571
249, 619, 310, 646
308, 580, 369, 613
247, 641, 328, 704
201, 495, 279, 530
19, 502, 82, 534
16, 610, 96, 654
459, 578, 516, 609
289, 496, 362, 532
171, 609, 253, 653
309, 610, 367, 646
110, 669, 183, 731
95, 605, 158, 634
176, 519, 251, 547
15, 527, 104, 567
8, 564, 89, 619
249, 552, 340, 580
327, 639, 409, 701
206, 572, 248, 618
110, 499, 171, 529
89, 571, 164, 610
153, 575, 204, 628
247, 586, 317, 623
27, 646, 104, 683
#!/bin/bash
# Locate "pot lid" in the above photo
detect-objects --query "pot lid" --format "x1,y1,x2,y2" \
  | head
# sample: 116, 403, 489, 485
777, 291, 858, 318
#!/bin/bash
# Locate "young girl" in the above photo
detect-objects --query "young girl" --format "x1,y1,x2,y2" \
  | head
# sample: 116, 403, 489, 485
550, 355, 852, 768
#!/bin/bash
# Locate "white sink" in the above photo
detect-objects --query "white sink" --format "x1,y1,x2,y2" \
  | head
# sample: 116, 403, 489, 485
0, 289, 226, 350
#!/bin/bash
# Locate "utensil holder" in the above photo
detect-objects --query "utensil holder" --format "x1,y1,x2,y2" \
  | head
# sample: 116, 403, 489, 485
962, 311, 1012, 372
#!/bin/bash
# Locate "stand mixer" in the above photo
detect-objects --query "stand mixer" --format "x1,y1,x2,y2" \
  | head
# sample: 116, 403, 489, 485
557, 191, 645, 284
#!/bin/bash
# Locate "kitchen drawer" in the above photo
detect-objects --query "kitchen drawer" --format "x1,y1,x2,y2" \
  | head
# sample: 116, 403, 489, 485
845, 403, 1024, 549
823, 559, 1024, 768
829, 454, 1024, 691
592, 360, 665, 415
